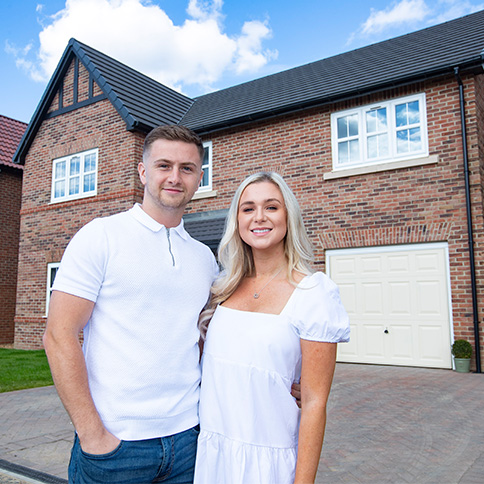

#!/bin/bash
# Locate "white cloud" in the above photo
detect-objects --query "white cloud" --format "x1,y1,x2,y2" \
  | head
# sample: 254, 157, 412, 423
430, 0, 484, 23
361, 0, 431, 35
348, 0, 484, 45
6, 0, 276, 94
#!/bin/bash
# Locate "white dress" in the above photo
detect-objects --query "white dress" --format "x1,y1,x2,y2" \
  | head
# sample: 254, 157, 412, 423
194, 272, 350, 484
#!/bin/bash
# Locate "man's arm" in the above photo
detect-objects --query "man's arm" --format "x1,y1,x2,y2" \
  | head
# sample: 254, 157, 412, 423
43, 290, 120, 454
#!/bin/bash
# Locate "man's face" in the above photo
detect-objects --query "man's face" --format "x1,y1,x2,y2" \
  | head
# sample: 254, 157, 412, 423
138, 139, 203, 218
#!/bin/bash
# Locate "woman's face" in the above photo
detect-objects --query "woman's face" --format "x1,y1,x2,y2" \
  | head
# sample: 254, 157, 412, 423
237, 181, 287, 253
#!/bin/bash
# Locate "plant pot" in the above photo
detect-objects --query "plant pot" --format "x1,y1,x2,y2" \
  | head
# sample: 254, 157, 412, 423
454, 358, 471, 373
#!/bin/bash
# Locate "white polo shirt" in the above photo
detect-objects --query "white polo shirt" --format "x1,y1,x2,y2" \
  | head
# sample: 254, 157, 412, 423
53, 204, 218, 440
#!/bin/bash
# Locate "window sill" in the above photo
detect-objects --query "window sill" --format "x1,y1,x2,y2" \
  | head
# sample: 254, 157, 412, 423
323, 154, 439, 180
192, 190, 217, 200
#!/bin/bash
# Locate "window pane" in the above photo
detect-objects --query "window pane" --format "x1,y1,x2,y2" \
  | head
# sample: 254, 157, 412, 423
203, 147, 209, 166
366, 111, 377, 133
407, 101, 420, 124
409, 127, 422, 151
348, 115, 358, 137
55, 161, 66, 179
367, 135, 377, 158
69, 177, 80, 195
396, 101, 420, 127
337, 117, 348, 139
395, 104, 407, 127
84, 153, 96, 173
70, 156, 80, 176
367, 134, 389, 159
338, 141, 349, 164
54, 180, 65, 198
396, 130, 409, 153
349, 139, 360, 162
337, 114, 358, 139
84, 173, 95, 192
201, 170, 209, 187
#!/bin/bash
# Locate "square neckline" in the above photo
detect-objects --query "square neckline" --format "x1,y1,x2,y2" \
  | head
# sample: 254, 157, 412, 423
219, 273, 313, 317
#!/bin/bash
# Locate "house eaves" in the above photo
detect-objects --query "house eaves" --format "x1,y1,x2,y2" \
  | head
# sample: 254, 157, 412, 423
13, 39, 194, 165
181, 10, 484, 134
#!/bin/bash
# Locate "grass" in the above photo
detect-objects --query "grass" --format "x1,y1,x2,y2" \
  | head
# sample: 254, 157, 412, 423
0, 348, 54, 393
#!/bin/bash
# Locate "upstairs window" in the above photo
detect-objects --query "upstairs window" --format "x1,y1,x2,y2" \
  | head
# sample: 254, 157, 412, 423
51, 148, 98, 202
331, 94, 428, 170
198, 141, 212, 193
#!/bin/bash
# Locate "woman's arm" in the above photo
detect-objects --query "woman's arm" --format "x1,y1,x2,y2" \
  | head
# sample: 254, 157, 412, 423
294, 340, 337, 484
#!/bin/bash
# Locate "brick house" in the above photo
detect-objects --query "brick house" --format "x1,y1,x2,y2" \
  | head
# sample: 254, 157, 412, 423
13, 11, 484, 371
0, 115, 27, 345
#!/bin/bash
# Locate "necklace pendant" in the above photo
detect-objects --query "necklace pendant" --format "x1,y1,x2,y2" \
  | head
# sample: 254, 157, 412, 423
253, 293, 260, 299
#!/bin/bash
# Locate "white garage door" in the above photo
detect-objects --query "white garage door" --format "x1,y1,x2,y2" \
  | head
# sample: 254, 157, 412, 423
327, 243, 452, 368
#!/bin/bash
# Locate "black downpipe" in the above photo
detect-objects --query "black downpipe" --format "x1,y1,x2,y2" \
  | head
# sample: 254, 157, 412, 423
454, 67, 481, 373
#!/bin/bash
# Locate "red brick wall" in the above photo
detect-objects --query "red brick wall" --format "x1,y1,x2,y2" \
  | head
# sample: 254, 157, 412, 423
0, 167, 22, 344
15, 60, 145, 349
187, 72, 484, 369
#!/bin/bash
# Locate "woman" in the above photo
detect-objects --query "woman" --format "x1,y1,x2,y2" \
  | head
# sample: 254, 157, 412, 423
194, 172, 350, 484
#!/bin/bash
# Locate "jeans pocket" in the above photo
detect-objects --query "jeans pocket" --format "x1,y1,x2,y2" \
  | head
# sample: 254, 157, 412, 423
80, 440, 124, 460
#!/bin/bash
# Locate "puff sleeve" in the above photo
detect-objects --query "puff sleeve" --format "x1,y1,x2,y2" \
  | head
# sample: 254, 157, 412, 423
290, 272, 350, 343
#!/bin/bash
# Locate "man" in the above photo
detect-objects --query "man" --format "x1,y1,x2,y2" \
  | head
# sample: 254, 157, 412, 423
44, 125, 218, 483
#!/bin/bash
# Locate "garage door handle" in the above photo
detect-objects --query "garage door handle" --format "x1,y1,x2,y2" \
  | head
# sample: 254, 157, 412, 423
384, 328, 389, 334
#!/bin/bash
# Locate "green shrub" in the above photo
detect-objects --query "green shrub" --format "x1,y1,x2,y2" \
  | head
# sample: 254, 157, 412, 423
451, 339, 472, 359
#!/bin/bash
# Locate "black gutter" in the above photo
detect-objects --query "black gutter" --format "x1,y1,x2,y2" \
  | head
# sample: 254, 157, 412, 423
454, 66, 481, 373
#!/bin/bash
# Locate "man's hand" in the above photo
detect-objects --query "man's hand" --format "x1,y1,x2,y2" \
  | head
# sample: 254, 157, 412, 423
291, 382, 302, 408
80, 428, 121, 455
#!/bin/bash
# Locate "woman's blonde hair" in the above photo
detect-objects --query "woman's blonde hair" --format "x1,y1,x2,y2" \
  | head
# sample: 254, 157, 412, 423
199, 172, 314, 338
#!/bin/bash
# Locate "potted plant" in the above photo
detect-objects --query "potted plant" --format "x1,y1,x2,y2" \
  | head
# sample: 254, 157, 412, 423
451, 339, 472, 373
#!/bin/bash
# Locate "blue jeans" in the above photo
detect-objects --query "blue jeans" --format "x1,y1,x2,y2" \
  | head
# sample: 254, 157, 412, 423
68, 426, 199, 484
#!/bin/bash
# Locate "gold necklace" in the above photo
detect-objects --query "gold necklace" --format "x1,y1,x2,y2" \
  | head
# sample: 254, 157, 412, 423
253, 268, 283, 299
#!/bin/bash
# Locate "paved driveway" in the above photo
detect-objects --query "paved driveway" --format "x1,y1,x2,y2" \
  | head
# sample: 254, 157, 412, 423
1, 363, 483, 483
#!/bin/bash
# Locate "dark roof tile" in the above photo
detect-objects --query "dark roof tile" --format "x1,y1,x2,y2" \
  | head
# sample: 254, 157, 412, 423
0, 115, 27, 169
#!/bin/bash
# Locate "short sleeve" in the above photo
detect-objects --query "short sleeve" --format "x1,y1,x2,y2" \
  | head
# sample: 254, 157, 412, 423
53, 218, 108, 302
290, 272, 350, 343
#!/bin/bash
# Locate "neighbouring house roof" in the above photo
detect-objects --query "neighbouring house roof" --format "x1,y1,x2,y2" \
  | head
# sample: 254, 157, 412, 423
13, 9, 484, 164
0, 115, 27, 170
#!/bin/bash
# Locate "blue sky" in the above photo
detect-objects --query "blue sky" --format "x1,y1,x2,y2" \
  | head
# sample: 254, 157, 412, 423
1, 0, 483, 124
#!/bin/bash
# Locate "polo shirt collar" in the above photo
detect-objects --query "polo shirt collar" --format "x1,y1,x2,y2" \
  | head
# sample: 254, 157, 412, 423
130, 204, 189, 240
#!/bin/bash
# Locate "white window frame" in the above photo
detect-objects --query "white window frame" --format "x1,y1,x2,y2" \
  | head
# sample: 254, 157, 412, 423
197, 141, 212, 193
51, 148, 98, 203
331, 93, 428, 171
45, 262, 60, 315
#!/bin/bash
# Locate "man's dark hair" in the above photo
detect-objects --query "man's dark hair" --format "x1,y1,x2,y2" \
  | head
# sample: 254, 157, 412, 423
143, 125, 204, 162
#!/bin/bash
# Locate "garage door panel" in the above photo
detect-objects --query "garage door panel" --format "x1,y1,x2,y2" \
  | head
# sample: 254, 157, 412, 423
419, 326, 449, 364
328, 244, 452, 369
361, 257, 382, 274
388, 254, 410, 273
416, 253, 441, 272
388, 325, 413, 359
363, 324, 386, 358
362, 283, 384, 314
338, 283, 357, 314
388, 282, 411, 315
416, 280, 445, 316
